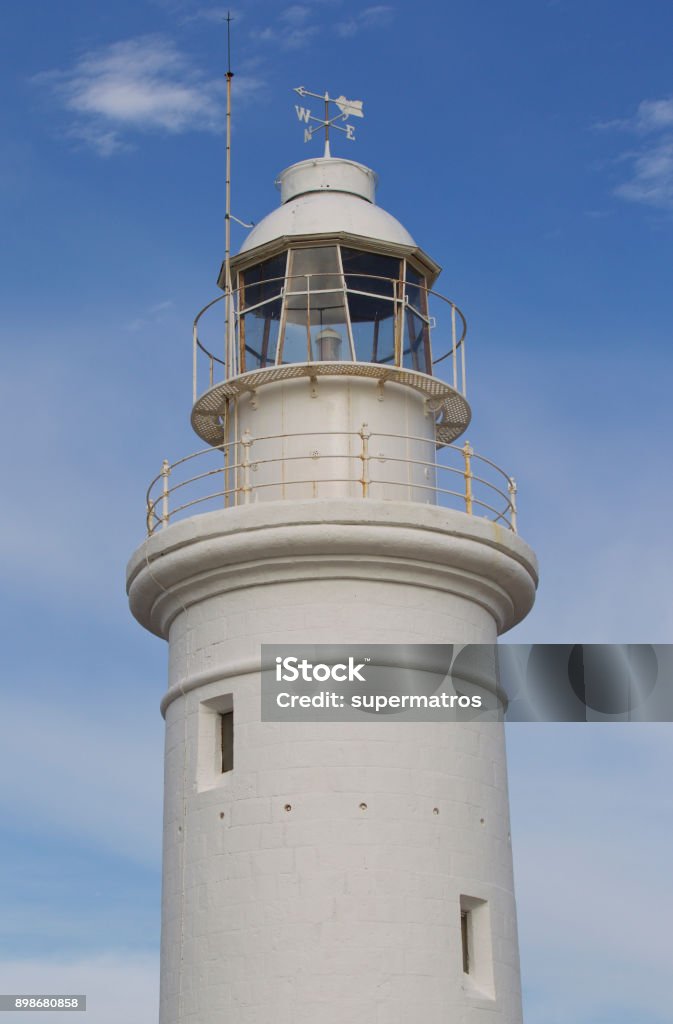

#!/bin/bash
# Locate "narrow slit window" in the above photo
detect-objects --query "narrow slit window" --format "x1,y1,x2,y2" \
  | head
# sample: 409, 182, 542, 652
459, 895, 494, 997
461, 910, 470, 974
221, 711, 234, 773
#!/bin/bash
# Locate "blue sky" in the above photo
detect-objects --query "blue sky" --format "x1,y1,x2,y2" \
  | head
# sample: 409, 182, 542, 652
1, 1, 672, 1021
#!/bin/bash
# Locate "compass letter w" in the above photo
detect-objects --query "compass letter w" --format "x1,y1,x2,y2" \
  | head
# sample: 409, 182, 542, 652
295, 105, 311, 123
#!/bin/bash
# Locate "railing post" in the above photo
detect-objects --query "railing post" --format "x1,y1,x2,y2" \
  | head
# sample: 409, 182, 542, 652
461, 334, 467, 398
451, 303, 457, 391
161, 459, 171, 529
241, 430, 253, 504
192, 323, 198, 404
306, 275, 312, 361
223, 436, 229, 509
508, 477, 518, 533
359, 422, 371, 497
462, 441, 473, 515
209, 355, 214, 388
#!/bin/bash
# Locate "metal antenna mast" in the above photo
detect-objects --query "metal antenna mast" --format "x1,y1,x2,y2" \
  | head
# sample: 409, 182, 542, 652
224, 11, 235, 377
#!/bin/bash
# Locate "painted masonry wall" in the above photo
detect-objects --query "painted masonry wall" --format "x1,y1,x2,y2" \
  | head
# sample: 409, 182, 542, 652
228, 378, 437, 503
128, 500, 537, 1024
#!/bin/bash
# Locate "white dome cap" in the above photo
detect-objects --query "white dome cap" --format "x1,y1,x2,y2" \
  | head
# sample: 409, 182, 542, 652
238, 157, 416, 254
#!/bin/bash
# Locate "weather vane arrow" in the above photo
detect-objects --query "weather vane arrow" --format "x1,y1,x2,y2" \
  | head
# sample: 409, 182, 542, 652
293, 86, 365, 157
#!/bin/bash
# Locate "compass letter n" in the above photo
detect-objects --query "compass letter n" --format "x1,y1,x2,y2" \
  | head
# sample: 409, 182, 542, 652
295, 105, 311, 123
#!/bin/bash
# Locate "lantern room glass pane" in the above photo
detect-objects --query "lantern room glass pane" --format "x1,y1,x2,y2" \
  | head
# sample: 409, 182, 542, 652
341, 248, 400, 364
240, 300, 282, 369
239, 253, 287, 369
403, 309, 429, 372
280, 247, 352, 362
403, 264, 431, 373
405, 264, 427, 315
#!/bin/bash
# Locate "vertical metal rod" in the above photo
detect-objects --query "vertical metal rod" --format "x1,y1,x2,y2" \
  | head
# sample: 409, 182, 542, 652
233, 399, 239, 505
461, 332, 467, 398
275, 251, 290, 365
161, 459, 171, 528
224, 14, 235, 378
192, 322, 198, 403
451, 304, 457, 391
360, 422, 371, 497
209, 356, 214, 388
306, 274, 312, 360
394, 265, 404, 367
324, 92, 330, 157
241, 429, 252, 504
462, 441, 473, 515
337, 246, 356, 360
508, 477, 517, 533
223, 399, 230, 508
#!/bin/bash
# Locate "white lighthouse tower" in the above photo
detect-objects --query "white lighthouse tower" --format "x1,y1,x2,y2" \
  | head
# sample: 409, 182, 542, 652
127, 95, 538, 1024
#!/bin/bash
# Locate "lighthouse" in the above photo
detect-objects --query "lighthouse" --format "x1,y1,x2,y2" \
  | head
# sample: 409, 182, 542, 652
127, 91, 538, 1024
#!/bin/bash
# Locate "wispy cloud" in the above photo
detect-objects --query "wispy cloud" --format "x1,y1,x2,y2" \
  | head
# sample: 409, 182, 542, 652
186, 4, 237, 24
251, 6, 318, 51
251, 3, 394, 51
280, 4, 312, 25
600, 96, 673, 210
35, 35, 262, 156
336, 5, 394, 38
125, 299, 175, 333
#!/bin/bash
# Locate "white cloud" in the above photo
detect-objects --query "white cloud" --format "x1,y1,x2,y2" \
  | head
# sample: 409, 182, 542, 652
336, 5, 394, 37
634, 97, 673, 132
36, 35, 263, 156
615, 140, 673, 208
252, 3, 393, 51
0, 954, 158, 1024
125, 299, 175, 333
603, 95, 673, 210
280, 4, 312, 25
187, 4, 236, 23
251, 16, 319, 51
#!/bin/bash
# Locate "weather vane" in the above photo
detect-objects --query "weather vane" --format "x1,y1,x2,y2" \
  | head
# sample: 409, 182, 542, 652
293, 86, 364, 157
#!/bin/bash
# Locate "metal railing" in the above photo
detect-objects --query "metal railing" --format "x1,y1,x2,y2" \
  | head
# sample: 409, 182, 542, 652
193, 273, 468, 402
145, 427, 517, 536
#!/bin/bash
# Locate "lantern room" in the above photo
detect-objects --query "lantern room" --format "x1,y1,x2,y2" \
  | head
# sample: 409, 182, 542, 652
229, 243, 437, 374
221, 158, 445, 376
190, 156, 471, 448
